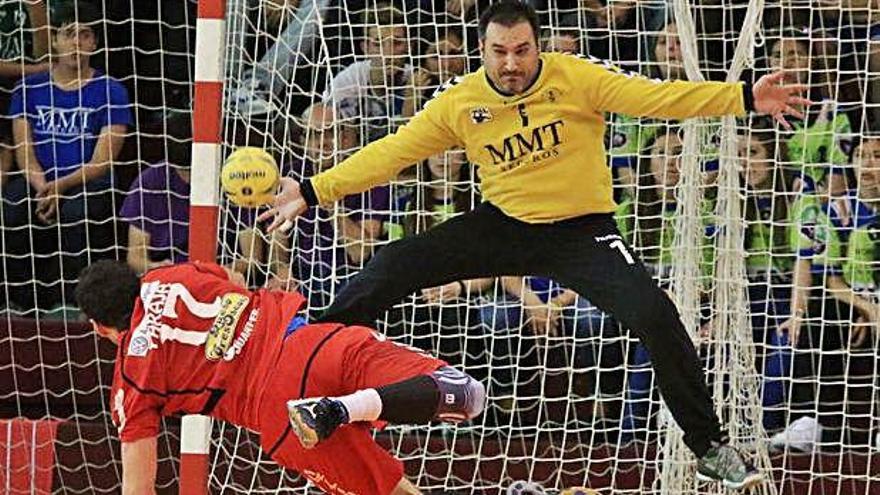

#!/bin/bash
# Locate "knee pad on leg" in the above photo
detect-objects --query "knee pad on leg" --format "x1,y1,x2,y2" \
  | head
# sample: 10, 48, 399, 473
430, 366, 486, 423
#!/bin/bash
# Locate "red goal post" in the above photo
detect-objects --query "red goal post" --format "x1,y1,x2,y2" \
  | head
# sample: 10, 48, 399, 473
183, 0, 227, 493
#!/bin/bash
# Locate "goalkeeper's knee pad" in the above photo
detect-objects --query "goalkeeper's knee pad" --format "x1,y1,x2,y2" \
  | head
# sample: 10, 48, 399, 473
430, 366, 486, 423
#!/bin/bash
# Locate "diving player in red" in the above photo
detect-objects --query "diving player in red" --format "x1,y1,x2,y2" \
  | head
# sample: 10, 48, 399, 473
75, 260, 486, 495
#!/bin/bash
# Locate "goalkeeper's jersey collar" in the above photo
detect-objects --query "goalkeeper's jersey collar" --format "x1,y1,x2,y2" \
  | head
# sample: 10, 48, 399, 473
482, 57, 546, 103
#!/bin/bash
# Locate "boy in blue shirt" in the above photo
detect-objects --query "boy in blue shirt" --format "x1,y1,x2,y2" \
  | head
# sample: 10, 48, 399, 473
1, 2, 131, 311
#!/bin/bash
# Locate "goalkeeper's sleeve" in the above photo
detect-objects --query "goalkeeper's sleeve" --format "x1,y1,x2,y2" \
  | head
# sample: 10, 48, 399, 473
303, 94, 461, 206
579, 57, 751, 120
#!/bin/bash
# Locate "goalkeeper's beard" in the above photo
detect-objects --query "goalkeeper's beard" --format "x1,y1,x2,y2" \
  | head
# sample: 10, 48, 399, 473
492, 70, 530, 95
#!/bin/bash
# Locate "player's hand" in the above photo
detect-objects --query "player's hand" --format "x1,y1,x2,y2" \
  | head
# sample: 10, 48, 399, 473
35, 182, 59, 224
850, 315, 873, 348
422, 281, 462, 304
525, 304, 561, 337
698, 318, 714, 342
445, 0, 475, 17
257, 177, 307, 233
267, 274, 297, 292
752, 71, 813, 130
851, 304, 878, 347
833, 196, 852, 227
223, 266, 248, 288
412, 67, 433, 87
777, 313, 804, 347
147, 259, 174, 270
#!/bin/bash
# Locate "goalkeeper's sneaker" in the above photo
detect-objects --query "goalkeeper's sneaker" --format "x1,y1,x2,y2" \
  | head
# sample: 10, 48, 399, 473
696, 443, 763, 490
286, 397, 349, 449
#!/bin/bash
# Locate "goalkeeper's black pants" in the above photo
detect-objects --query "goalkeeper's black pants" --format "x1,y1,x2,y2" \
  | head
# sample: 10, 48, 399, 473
317, 202, 724, 457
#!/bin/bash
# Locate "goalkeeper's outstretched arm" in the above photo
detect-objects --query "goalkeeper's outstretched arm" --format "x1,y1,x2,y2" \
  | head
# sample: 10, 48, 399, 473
258, 91, 461, 231
583, 59, 810, 129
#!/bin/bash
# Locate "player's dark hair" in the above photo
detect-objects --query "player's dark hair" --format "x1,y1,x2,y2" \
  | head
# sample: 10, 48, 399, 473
51, 2, 102, 30
76, 260, 140, 331
478, 0, 540, 44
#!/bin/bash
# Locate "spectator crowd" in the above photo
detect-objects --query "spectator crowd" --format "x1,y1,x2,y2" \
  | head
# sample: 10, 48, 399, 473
1, 0, 879, 455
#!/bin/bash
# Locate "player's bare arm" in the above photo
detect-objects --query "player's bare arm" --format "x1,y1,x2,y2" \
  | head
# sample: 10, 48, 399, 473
121, 436, 158, 495
391, 477, 421, 495
221, 264, 248, 288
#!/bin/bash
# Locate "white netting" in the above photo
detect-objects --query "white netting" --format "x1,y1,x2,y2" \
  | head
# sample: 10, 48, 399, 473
2, 0, 880, 493
214, 0, 880, 492
0, 1, 197, 493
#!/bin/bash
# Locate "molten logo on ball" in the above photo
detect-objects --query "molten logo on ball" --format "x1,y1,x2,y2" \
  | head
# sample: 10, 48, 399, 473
227, 170, 270, 180
221, 147, 281, 208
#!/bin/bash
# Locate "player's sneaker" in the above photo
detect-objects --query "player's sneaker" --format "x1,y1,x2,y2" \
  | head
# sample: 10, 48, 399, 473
286, 397, 349, 449
770, 416, 822, 452
696, 443, 763, 490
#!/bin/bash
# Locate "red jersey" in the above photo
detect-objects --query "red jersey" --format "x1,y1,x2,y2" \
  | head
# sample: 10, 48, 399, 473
110, 262, 305, 443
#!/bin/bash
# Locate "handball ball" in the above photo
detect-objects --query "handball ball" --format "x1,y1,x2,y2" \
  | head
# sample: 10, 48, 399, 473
221, 147, 280, 208
561, 488, 600, 495
506, 481, 545, 495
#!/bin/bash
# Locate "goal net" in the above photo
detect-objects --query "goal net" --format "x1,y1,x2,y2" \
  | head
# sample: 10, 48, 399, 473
1, 0, 879, 493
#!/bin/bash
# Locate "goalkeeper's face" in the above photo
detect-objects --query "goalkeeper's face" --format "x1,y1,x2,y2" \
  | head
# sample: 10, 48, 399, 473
480, 21, 540, 95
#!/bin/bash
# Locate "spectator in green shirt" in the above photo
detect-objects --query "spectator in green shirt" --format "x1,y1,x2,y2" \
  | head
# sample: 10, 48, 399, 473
609, 20, 721, 199
623, 126, 718, 437
737, 120, 796, 429
773, 135, 880, 452
608, 21, 684, 196
633, 127, 717, 287
767, 30, 853, 199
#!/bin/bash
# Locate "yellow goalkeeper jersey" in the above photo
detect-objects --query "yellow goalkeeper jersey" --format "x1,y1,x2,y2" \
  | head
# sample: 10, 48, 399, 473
310, 52, 747, 223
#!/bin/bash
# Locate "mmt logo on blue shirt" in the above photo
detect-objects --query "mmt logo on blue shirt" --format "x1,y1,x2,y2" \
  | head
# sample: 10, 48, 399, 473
35, 106, 92, 137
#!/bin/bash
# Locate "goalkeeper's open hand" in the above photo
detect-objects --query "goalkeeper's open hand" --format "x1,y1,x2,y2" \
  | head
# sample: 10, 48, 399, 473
257, 177, 307, 233
752, 71, 813, 130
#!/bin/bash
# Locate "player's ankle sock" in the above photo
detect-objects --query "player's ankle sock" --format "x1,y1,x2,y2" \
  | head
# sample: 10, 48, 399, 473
333, 389, 382, 423
375, 375, 440, 424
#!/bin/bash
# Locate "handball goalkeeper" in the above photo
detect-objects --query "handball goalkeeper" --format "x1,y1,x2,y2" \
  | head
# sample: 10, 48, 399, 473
260, 0, 809, 489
